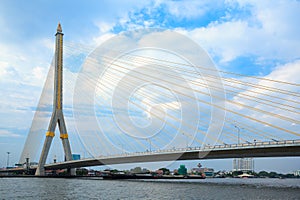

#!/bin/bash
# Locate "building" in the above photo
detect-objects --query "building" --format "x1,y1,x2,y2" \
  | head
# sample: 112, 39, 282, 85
178, 165, 187, 175
293, 170, 300, 177
191, 167, 214, 177
72, 154, 81, 160
233, 158, 254, 172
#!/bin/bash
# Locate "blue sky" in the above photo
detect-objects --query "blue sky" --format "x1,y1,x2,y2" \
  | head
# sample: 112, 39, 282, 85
0, 0, 299, 173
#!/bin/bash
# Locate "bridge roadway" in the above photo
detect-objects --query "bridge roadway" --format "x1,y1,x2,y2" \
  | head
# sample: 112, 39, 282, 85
44, 140, 300, 170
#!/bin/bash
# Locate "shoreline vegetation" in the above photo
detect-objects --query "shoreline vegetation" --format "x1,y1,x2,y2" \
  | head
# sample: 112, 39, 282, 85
1, 167, 299, 179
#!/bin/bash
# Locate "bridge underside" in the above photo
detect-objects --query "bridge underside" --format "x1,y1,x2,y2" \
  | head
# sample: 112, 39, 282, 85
45, 145, 300, 170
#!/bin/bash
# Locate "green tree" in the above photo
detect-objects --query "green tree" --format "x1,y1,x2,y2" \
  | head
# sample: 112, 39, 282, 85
269, 171, 278, 178
159, 168, 170, 175
258, 171, 269, 177
76, 168, 88, 176
285, 173, 295, 178
111, 169, 119, 174
232, 171, 243, 177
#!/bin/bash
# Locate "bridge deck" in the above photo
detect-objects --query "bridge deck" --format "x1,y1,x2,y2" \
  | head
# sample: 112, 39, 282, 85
44, 140, 300, 170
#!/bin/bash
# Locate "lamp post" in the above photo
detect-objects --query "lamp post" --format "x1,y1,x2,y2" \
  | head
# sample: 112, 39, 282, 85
6, 152, 10, 169
26, 157, 30, 174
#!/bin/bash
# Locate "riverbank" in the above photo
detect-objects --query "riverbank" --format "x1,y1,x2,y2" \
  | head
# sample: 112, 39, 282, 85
0, 174, 205, 180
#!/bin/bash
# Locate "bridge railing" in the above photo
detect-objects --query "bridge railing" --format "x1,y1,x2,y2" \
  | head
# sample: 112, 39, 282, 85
95, 139, 300, 159
213, 139, 299, 149
112, 139, 300, 158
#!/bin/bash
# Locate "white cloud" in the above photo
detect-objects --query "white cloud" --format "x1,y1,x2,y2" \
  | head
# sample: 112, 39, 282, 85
95, 21, 115, 33
32, 66, 46, 81
167, 0, 300, 64
0, 130, 22, 138
0, 61, 9, 79
0, 37, 54, 134
0, 37, 53, 86
40, 38, 54, 52
91, 19, 117, 46
266, 60, 300, 84
187, 20, 252, 62
187, 19, 299, 64
93, 33, 115, 46
161, 0, 224, 20
228, 60, 300, 138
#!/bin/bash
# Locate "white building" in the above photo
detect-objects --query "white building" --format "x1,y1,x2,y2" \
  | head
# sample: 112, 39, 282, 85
233, 158, 254, 172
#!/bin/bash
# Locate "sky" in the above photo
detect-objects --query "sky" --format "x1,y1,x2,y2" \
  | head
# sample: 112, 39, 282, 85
0, 0, 299, 173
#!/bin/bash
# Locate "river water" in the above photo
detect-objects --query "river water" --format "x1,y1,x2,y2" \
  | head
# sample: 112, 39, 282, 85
0, 178, 299, 199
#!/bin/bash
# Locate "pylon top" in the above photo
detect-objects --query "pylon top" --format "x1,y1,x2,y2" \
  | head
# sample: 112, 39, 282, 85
57, 22, 62, 33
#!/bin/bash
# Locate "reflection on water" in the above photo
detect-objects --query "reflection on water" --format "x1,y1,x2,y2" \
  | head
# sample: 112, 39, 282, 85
0, 178, 299, 199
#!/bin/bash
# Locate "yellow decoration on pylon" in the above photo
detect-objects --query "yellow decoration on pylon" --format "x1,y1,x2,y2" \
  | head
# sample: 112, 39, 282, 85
46, 131, 55, 137
60, 133, 68, 139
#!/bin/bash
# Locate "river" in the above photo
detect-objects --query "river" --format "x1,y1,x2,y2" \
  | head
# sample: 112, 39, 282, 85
0, 178, 299, 199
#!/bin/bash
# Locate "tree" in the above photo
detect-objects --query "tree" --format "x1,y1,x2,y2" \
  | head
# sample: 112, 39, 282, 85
285, 173, 295, 178
76, 168, 88, 176
269, 171, 278, 178
232, 171, 243, 177
159, 168, 170, 175
111, 169, 119, 174
258, 171, 269, 178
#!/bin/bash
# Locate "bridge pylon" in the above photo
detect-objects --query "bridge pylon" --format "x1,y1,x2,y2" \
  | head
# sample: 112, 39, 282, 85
35, 23, 74, 176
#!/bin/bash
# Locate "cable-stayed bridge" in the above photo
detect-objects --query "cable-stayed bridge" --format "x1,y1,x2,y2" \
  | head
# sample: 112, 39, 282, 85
16, 24, 299, 175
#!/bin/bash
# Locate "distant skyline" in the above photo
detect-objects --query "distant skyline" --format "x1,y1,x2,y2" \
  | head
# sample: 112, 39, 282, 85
0, 0, 299, 173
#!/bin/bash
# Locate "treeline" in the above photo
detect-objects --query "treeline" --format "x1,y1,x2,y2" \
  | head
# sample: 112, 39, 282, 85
228, 170, 298, 178
255, 171, 297, 178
